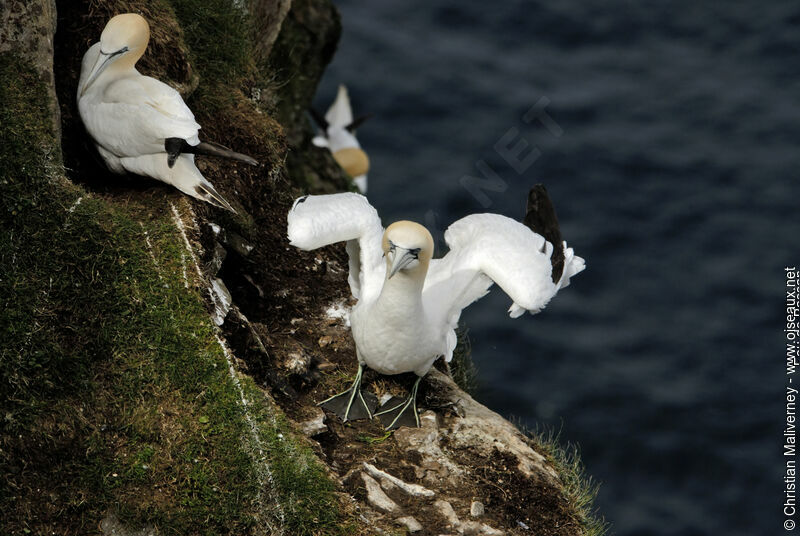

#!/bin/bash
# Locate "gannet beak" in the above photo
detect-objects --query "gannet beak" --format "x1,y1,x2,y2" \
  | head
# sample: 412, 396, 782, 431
387, 248, 418, 279
80, 47, 128, 96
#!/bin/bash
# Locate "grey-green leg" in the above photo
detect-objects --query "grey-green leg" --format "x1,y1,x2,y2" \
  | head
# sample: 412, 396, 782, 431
318, 363, 377, 422
375, 376, 422, 430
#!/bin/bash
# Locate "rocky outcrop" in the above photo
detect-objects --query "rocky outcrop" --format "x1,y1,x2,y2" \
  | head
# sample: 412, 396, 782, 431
265, 0, 352, 193
250, 0, 293, 61
283, 299, 582, 535
0, 0, 60, 140
1, 1, 598, 535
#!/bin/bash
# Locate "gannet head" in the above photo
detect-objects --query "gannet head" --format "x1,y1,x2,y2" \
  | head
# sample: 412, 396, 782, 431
80, 13, 150, 96
332, 147, 370, 180
382, 221, 434, 280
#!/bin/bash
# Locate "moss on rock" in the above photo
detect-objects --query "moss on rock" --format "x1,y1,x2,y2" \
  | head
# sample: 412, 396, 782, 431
1, 2, 354, 534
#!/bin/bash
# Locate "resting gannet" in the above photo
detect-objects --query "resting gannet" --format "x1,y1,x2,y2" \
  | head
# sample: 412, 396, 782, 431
77, 13, 258, 212
287, 189, 585, 429
311, 85, 371, 193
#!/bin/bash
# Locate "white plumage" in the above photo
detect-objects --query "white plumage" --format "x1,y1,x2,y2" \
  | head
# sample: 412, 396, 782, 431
288, 192, 585, 428
312, 85, 370, 193
77, 13, 244, 211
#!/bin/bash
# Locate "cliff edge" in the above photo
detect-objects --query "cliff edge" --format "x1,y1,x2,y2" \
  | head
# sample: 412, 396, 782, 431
0, 1, 604, 535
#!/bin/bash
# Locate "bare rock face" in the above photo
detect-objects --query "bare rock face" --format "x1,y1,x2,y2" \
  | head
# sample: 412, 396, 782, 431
265, 0, 352, 193
249, 0, 293, 61
362, 472, 401, 514
427, 369, 560, 482
0, 0, 60, 140
298, 406, 327, 437
396, 516, 423, 533
312, 347, 576, 534
266, 0, 341, 135
100, 515, 155, 536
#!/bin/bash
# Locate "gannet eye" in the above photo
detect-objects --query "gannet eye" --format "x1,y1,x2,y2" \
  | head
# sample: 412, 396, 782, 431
409, 248, 420, 259
389, 242, 396, 253
292, 195, 309, 210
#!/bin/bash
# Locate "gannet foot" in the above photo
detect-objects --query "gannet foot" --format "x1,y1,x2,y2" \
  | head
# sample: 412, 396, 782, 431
375, 376, 422, 430
318, 364, 377, 422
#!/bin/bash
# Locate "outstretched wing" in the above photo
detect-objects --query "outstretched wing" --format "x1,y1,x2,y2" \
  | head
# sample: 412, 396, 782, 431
422, 213, 585, 361
287, 193, 385, 302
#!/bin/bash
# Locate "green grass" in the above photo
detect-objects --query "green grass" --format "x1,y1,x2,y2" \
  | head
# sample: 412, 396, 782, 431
521, 422, 610, 536
0, 38, 349, 536
167, 0, 254, 111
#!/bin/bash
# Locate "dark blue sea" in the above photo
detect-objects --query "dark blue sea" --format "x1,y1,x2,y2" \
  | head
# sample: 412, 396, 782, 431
315, 2, 800, 535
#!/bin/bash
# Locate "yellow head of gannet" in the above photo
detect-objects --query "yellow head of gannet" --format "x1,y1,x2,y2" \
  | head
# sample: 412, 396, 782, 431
382, 221, 433, 280
332, 147, 370, 180
81, 13, 150, 96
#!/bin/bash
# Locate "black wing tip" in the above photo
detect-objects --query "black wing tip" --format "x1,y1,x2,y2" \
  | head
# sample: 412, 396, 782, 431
523, 183, 565, 283
183, 140, 260, 167
345, 113, 374, 133
526, 183, 550, 213
309, 108, 329, 131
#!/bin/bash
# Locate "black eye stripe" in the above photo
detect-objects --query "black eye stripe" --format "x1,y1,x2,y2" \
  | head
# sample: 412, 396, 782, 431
387, 242, 420, 257
292, 195, 309, 210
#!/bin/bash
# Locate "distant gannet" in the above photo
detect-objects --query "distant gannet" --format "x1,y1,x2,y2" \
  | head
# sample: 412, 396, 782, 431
77, 13, 258, 212
311, 85, 371, 193
287, 188, 585, 429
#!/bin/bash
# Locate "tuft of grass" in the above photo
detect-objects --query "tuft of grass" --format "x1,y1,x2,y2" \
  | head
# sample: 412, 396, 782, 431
167, 0, 255, 111
357, 431, 393, 445
520, 423, 610, 536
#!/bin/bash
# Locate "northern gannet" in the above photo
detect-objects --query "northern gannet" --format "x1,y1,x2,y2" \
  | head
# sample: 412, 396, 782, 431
311, 85, 371, 193
287, 188, 585, 429
77, 13, 258, 212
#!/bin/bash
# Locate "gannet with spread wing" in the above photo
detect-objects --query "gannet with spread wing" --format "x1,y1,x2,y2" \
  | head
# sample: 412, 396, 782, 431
287, 189, 585, 429
78, 13, 258, 211
311, 85, 371, 193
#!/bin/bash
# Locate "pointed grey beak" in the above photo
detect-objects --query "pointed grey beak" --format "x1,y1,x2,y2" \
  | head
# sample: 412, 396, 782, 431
387, 248, 418, 279
80, 47, 128, 96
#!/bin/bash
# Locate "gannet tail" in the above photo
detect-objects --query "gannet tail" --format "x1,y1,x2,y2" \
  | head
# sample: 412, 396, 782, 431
159, 154, 237, 213
325, 84, 354, 128
194, 180, 237, 213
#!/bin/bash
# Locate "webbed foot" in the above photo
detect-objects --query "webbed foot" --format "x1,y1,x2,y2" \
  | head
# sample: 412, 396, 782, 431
318, 364, 377, 422
374, 376, 422, 430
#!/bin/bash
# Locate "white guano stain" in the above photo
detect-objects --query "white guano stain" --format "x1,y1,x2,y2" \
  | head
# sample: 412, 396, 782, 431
170, 202, 286, 533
